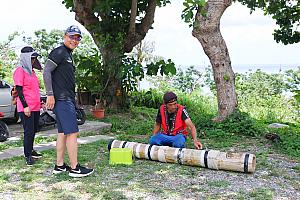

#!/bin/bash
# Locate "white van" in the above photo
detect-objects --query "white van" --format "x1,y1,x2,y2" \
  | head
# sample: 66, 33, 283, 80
0, 80, 18, 122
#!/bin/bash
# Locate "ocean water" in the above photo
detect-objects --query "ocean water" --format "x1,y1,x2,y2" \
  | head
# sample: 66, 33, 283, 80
178, 64, 300, 74
231, 64, 299, 74
139, 64, 299, 90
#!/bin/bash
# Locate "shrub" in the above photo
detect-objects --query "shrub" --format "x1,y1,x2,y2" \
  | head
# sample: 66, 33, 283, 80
271, 126, 300, 158
196, 110, 265, 137
129, 89, 163, 109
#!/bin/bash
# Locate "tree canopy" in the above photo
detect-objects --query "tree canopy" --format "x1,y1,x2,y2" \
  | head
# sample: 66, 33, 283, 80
183, 0, 300, 45
180, 0, 299, 121
63, 0, 171, 53
0, 32, 19, 81
237, 0, 299, 44
60, 0, 299, 111
61, 0, 176, 108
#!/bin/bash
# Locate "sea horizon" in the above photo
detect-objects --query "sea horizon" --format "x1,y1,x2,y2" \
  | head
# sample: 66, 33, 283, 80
177, 63, 300, 74
231, 63, 299, 73
139, 63, 299, 90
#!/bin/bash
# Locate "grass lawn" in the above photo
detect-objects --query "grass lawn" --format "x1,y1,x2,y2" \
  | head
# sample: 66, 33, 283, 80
0, 137, 299, 200
0, 107, 299, 199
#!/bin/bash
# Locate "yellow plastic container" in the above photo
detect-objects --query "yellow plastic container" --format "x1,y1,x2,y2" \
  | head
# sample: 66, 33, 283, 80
109, 148, 133, 165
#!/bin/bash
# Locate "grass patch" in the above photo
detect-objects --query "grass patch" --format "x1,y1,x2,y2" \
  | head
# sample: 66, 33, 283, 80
248, 188, 274, 200
0, 140, 23, 151
292, 164, 300, 172
0, 106, 299, 199
0, 137, 297, 199
206, 180, 231, 188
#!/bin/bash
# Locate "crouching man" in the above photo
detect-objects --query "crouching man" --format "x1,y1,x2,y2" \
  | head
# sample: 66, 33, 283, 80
149, 91, 202, 149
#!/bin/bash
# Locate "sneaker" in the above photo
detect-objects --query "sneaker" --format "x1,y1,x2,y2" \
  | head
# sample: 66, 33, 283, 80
31, 150, 43, 159
69, 164, 94, 178
53, 163, 70, 174
25, 156, 35, 166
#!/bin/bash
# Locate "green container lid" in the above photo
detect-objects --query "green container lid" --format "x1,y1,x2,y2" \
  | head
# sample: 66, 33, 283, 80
109, 148, 133, 165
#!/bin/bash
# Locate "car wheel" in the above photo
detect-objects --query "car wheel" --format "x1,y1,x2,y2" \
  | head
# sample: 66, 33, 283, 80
76, 109, 86, 125
0, 121, 9, 142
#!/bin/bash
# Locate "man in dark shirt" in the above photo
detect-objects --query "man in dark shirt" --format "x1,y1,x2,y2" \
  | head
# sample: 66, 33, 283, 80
43, 25, 94, 177
149, 91, 202, 149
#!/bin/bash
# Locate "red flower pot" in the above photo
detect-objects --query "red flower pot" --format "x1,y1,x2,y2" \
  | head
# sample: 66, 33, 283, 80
92, 109, 105, 119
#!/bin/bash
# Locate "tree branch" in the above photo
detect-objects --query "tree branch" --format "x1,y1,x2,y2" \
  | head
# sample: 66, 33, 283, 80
73, 0, 99, 34
124, 0, 156, 53
128, 0, 138, 35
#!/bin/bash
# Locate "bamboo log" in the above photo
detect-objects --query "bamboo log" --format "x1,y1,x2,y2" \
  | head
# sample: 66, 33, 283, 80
108, 139, 256, 173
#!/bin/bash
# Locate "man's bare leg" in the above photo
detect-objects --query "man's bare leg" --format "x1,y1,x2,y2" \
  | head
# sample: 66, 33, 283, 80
56, 133, 67, 166
66, 132, 78, 169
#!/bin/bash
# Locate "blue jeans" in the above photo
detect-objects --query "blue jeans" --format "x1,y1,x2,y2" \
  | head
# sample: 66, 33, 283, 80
149, 133, 186, 148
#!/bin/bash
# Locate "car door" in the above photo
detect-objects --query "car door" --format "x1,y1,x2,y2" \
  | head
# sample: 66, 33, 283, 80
0, 80, 13, 117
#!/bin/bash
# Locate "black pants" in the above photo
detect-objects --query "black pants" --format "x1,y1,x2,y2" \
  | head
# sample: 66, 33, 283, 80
19, 111, 40, 157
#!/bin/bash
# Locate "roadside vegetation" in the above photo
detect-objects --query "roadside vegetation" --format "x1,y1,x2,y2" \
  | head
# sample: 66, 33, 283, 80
0, 66, 300, 199
0, 100, 299, 199
2, 67, 299, 158
0, 88, 299, 199
1, 28, 299, 199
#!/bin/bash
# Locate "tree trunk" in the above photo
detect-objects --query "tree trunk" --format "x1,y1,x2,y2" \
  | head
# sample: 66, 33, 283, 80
192, 0, 237, 122
99, 44, 125, 109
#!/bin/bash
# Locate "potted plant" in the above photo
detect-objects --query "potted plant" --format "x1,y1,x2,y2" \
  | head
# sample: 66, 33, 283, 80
89, 81, 108, 119
74, 51, 109, 119
91, 97, 106, 119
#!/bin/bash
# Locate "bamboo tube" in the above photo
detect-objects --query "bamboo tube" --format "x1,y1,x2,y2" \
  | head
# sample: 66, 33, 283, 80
108, 140, 256, 173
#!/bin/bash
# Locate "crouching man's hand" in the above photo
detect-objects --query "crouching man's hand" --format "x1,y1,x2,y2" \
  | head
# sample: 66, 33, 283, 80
193, 139, 202, 150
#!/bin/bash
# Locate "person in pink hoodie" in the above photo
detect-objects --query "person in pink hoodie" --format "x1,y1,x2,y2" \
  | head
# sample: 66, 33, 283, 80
13, 46, 43, 166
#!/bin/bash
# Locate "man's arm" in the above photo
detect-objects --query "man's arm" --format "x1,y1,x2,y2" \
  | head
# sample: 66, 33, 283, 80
152, 122, 161, 135
43, 59, 57, 109
153, 109, 162, 135
185, 118, 202, 149
43, 59, 57, 96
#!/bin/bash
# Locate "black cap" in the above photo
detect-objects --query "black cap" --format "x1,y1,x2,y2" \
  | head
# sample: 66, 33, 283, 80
21, 46, 40, 57
65, 25, 82, 37
163, 91, 177, 104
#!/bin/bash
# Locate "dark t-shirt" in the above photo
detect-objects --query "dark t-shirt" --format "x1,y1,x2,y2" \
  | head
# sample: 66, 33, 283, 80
156, 107, 190, 130
48, 45, 75, 101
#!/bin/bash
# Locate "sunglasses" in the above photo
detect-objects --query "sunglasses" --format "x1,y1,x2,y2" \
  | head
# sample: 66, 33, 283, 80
68, 35, 82, 41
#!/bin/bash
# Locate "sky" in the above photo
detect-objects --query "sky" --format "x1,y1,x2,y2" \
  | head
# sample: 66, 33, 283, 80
0, 0, 299, 73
